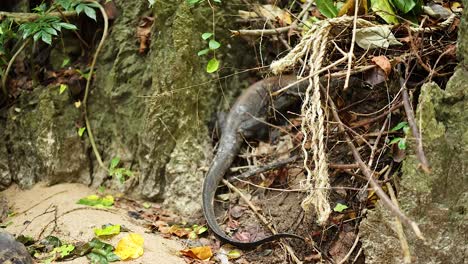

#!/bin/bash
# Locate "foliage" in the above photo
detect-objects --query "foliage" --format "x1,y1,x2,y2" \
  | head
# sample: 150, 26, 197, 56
187, 0, 222, 73
108, 157, 134, 183
87, 238, 120, 264
77, 194, 115, 207
0, 20, 16, 57
315, 0, 338, 18
55, 0, 101, 21
333, 203, 349, 212
18, 16, 77, 45
389, 121, 410, 150
113, 233, 144, 260
314, 0, 423, 24
94, 224, 121, 237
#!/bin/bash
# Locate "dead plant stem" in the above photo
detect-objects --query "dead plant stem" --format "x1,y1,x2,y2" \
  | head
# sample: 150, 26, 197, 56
83, 1, 109, 171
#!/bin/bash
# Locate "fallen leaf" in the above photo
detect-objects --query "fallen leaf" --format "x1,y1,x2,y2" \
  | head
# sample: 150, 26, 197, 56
137, 16, 154, 54
254, 5, 292, 25
371, 55, 392, 77
329, 231, 357, 262
180, 246, 213, 261
333, 203, 349, 213
114, 233, 144, 260
355, 26, 402, 49
94, 224, 121, 237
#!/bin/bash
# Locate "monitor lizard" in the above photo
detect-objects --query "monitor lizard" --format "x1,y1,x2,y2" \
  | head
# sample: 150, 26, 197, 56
202, 74, 367, 249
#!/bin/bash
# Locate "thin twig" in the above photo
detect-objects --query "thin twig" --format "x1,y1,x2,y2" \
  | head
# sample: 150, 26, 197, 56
227, 156, 298, 181
17, 190, 68, 215
324, 86, 424, 240
1, 40, 29, 97
401, 83, 431, 173
222, 179, 302, 264
368, 118, 389, 167
0, 11, 76, 22
385, 169, 412, 263
343, 0, 359, 91
350, 101, 404, 129
337, 234, 360, 264
83, 1, 109, 171
231, 26, 296, 36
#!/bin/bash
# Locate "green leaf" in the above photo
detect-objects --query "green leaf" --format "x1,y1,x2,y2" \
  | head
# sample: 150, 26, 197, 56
109, 157, 120, 170
56, 244, 75, 258
43, 27, 57, 36
206, 58, 219, 73
75, 4, 85, 15
391, 121, 408, 131
33, 31, 42, 42
148, 0, 155, 8
41, 32, 52, 45
227, 250, 241, 259
77, 194, 114, 207
56, 0, 73, 10
389, 137, 402, 145
397, 137, 407, 150
402, 126, 410, 135
208, 39, 221, 50
94, 224, 121, 237
142, 202, 151, 209
197, 48, 210, 56
391, 0, 416, 14
187, 0, 203, 5
370, 0, 399, 24
78, 127, 86, 137
87, 238, 120, 264
59, 22, 78, 30
83, 5, 97, 21
201, 32, 213, 40
315, 0, 338, 18
59, 84, 68, 94
61, 57, 71, 67
333, 203, 348, 212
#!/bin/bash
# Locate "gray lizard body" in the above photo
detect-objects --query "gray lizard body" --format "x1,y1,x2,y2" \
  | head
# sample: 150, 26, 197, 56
202, 75, 366, 249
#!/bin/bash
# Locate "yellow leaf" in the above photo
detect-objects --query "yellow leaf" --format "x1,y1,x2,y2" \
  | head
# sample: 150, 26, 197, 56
114, 233, 144, 260
180, 246, 212, 261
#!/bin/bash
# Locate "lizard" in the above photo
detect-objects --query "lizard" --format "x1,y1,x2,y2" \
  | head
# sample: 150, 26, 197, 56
202, 74, 368, 249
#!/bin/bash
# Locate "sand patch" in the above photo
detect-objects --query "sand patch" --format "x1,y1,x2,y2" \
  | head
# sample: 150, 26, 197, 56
2, 183, 185, 264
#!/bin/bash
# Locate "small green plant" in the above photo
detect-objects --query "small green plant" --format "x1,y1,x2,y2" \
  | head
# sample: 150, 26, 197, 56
198, 32, 221, 73
109, 157, 134, 183
333, 203, 348, 213
77, 127, 86, 137
187, 0, 222, 73
19, 15, 77, 45
55, 0, 101, 21
389, 121, 410, 150
0, 20, 16, 58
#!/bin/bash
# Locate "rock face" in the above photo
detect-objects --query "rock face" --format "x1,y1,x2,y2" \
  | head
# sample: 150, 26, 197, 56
359, 10, 468, 264
0, 232, 33, 264
0, 0, 244, 216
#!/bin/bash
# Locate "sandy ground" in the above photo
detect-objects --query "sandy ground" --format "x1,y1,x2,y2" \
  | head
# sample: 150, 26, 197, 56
2, 183, 186, 264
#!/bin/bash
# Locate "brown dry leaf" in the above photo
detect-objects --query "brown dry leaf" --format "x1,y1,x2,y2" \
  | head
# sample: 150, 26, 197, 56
371, 55, 392, 77
329, 231, 357, 262
137, 16, 154, 54
103, 1, 119, 20
338, 0, 368, 16
180, 246, 213, 261
159, 225, 189, 237
254, 5, 292, 25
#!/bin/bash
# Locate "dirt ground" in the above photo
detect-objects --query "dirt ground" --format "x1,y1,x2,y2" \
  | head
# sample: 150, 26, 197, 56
2, 183, 186, 264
